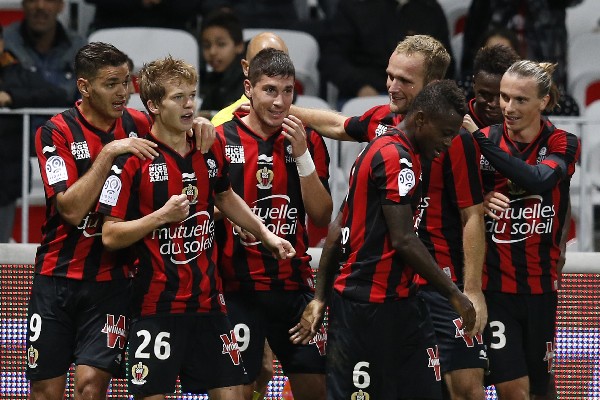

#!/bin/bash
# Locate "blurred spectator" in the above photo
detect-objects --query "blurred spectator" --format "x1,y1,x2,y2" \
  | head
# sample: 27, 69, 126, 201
199, 9, 245, 112
4, 0, 86, 103
0, 25, 70, 242
460, 0, 584, 91
220, 0, 300, 30
84, 0, 221, 34
319, 0, 454, 104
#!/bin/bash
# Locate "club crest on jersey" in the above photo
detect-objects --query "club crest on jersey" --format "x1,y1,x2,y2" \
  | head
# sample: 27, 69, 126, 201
45, 155, 68, 185
308, 326, 327, 355
101, 314, 127, 349
452, 318, 483, 347
225, 145, 245, 163
427, 346, 442, 381
182, 184, 198, 204
536, 146, 547, 164
256, 167, 274, 189
99, 175, 122, 207
507, 179, 527, 196
131, 362, 149, 385
149, 163, 168, 182
71, 141, 91, 160
27, 345, 39, 368
544, 342, 555, 372
351, 390, 371, 400
220, 330, 241, 365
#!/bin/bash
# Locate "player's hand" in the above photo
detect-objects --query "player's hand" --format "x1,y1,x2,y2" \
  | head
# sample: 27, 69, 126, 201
289, 299, 326, 345
0, 91, 12, 107
281, 115, 308, 157
448, 290, 476, 335
160, 194, 190, 223
483, 191, 510, 220
104, 137, 159, 160
234, 102, 251, 115
462, 114, 478, 134
260, 230, 296, 260
188, 116, 215, 154
463, 288, 487, 336
232, 222, 257, 242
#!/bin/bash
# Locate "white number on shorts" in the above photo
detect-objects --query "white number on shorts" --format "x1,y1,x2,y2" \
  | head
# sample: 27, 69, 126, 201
29, 313, 42, 342
353, 361, 371, 389
135, 330, 171, 360
233, 323, 250, 352
489, 321, 506, 349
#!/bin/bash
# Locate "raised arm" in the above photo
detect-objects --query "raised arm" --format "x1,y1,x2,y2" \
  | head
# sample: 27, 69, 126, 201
289, 104, 355, 142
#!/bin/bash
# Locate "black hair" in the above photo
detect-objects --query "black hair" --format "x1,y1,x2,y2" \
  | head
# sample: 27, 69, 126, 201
473, 44, 520, 77
75, 42, 129, 80
247, 48, 295, 85
200, 8, 244, 45
407, 79, 467, 118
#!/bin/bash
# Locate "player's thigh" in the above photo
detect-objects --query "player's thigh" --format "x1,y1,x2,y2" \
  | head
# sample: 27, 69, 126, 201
263, 291, 326, 375
525, 292, 557, 396
26, 275, 75, 381
223, 291, 267, 381
484, 292, 528, 386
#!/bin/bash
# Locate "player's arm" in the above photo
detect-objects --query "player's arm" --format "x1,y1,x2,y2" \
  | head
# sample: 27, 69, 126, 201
188, 116, 216, 154
289, 104, 355, 141
289, 211, 344, 344
215, 187, 296, 260
56, 137, 159, 226
102, 193, 190, 251
283, 115, 333, 226
460, 203, 488, 334
557, 200, 572, 285
383, 203, 477, 334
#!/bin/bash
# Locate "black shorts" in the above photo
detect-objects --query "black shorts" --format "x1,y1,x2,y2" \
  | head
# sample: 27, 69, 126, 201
419, 286, 488, 373
483, 291, 557, 395
224, 290, 326, 381
327, 291, 442, 400
127, 313, 248, 396
26, 275, 131, 381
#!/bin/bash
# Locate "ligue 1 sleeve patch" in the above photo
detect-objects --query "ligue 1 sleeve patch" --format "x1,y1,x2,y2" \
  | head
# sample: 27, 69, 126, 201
398, 168, 416, 196
45, 155, 68, 185
99, 175, 122, 207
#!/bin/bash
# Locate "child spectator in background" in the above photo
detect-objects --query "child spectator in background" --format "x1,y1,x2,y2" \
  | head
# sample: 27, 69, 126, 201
199, 9, 245, 113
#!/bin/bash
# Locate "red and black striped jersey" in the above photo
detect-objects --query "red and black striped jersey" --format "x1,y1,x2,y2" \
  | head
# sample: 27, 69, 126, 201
334, 129, 420, 303
97, 134, 231, 316
216, 113, 330, 292
344, 103, 404, 142
414, 130, 484, 285
34, 101, 152, 281
479, 119, 580, 294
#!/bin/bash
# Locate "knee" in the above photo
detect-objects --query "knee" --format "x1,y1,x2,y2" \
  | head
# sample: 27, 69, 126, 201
73, 368, 110, 400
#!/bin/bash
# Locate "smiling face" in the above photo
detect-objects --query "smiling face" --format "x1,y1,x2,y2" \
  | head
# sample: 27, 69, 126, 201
150, 80, 196, 135
414, 110, 462, 161
386, 52, 427, 115
245, 73, 294, 136
500, 73, 549, 139
201, 26, 244, 73
473, 70, 503, 126
78, 62, 130, 130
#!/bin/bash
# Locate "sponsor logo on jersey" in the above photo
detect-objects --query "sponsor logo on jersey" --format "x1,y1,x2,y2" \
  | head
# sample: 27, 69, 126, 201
285, 145, 295, 163
544, 341, 555, 372
486, 195, 555, 244
151, 211, 215, 264
241, 195, 298, 245
27, 345, 39, 368
414, 196, 430, 230
536, 146, 548, 164
507, 179, 527, 196
77, 212, 103, 238
128, 131, 138, 138
99, 175, 122, 207
101, 314, 127, 349
42, 145, 56, 154
71, 141, 91, 160
256, 167, 274, 189
351, 390, 370, 400
206, 158, 218, 178
45, 155, 68, 185
452, 318, 484, 347
308, 326, 327, 356
131, 362, 149, 385
225, 145, 245, 163
427, 345, 442, 381
149, 163, 168, 182
220, 330, 241, 365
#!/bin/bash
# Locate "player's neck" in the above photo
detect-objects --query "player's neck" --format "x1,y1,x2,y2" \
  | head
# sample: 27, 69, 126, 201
241, 114, 279, 140
152, 125, 189, 156
507, 120, 542, 144
79, 101, 116, 132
